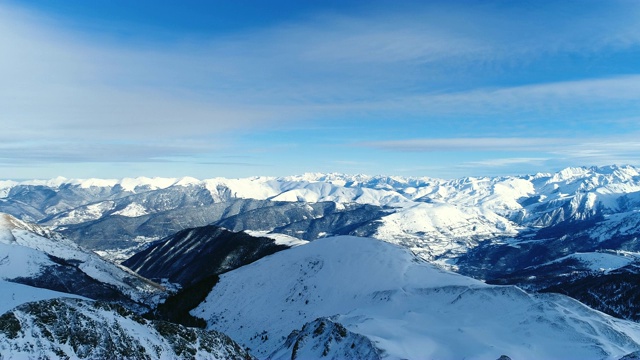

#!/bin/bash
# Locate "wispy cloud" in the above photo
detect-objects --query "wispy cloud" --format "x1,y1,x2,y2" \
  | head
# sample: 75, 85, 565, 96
461, 157, 550, 168
0, 140, 226, 165
359, 136, 640, 171
552, 140, 640, 166
358, 137, 571, 152
1, 1, 639, 176
359, 75, 640, 122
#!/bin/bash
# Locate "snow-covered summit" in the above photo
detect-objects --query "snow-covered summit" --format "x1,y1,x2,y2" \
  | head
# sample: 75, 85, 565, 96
193, 235, 640, 359
4, 165, 640, 262
3, 165, 638, 210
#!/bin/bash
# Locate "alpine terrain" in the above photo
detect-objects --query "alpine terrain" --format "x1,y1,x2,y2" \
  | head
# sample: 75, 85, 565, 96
3, 165, 640, 358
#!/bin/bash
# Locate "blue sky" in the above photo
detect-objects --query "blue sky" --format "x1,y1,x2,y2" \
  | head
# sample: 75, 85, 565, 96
2, 0, 640, 180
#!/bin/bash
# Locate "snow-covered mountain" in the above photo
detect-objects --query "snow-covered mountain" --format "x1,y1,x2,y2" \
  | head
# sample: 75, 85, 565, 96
4, 165, 640, 321
3, 165, 639, 261
4, 165, 640, 358
0, 298, 253, 359
191, 236, 640, 359
0, 213, 164, 309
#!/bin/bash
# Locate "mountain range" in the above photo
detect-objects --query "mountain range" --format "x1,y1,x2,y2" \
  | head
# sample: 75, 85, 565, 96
3, 165, 640, 358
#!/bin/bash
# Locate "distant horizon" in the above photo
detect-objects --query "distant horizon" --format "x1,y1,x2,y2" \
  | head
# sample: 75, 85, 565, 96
2, 1, 639, 179
1, 163, 638, 184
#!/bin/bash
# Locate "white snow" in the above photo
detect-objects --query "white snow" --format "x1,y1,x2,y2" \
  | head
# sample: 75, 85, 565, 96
6, 164, 640, 265
243, 230, 308, 247
193, 235, 640, 359
372, 202, 518, 259
543, 252, 636, 272
3, 176, 199, 193
53, 201, 116, 225
0, 180, 17, 198
113, 203, 148, 217
0, 243, 52, 279
0, 280, 86, 314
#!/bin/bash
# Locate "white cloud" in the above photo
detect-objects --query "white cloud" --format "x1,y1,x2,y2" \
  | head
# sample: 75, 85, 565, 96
461, 158, 550, 168
360, 136, 640, 173
358, 137, 571, 152
387, 75, 640, 117
1, 1, 639, 174
551, 140, 640, 166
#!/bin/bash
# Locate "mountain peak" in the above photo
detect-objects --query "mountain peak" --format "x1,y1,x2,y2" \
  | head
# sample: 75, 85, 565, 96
194, 235, 640, 359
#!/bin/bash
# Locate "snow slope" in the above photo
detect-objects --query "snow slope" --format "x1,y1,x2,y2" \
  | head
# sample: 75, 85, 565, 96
0, 213, 164, 305
0, 280, 85, 314
543, 252, 637, 273
244, 230, 309, 247
372, 202, 517, 259
193, 236, 640, 359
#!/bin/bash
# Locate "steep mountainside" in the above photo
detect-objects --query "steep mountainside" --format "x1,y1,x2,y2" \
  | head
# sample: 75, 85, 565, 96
0, 298, 253, 359
192, 236, 640, 359
123, 225, 304, 328
0, 213, 164, 310
123, 225, 292, 287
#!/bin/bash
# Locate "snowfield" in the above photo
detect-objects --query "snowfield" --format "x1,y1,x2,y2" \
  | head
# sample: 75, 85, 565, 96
193, 236, 640, 359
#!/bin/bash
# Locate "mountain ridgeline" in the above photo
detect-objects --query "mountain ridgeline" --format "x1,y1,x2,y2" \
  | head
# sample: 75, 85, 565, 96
3, 165, 640, 358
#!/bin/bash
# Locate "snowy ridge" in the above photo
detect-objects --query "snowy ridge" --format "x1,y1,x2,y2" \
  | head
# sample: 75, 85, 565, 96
0, 176, 191, 193
3, 165, 639, 208
0, 280, 86, 314
193, 236, 640, 359
0, 213, 164, 305
4, 165, 640, 261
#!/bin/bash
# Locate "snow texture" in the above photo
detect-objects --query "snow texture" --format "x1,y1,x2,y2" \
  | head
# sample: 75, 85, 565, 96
0, 280, 86, 314
193, 236, 640, 359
